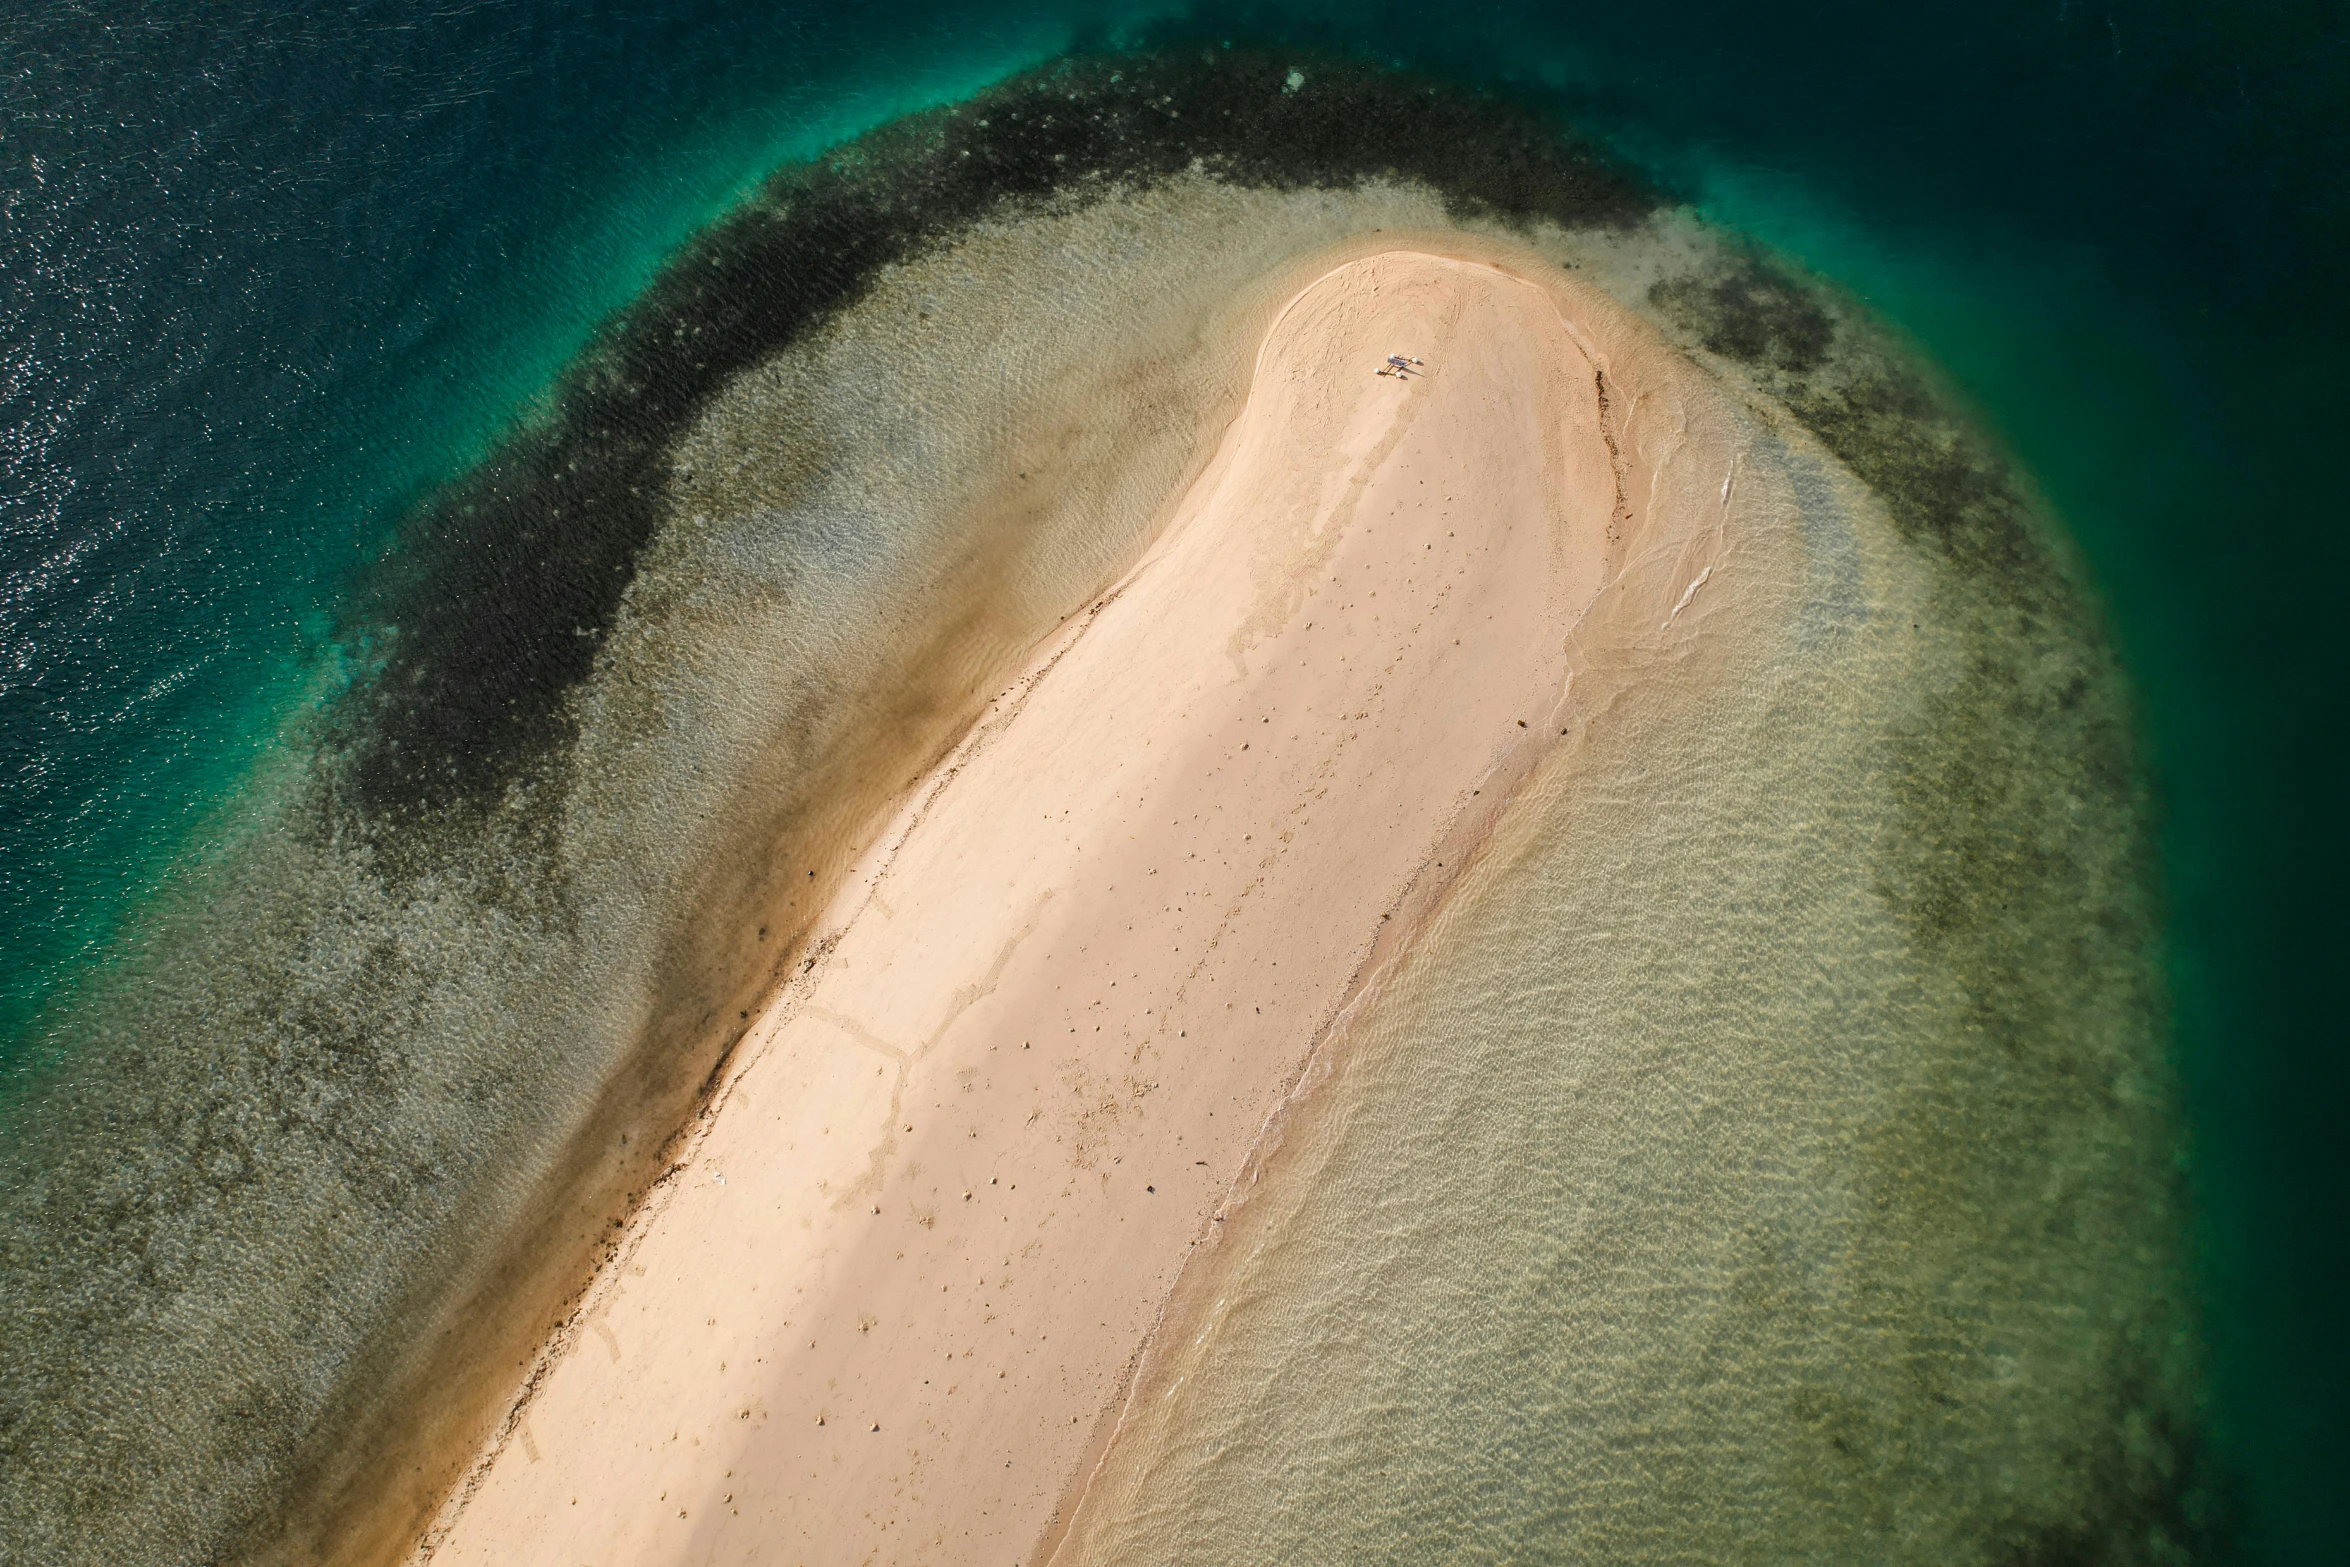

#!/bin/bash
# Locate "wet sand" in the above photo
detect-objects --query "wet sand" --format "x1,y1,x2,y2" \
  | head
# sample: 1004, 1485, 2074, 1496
426, 246, 1661, 1564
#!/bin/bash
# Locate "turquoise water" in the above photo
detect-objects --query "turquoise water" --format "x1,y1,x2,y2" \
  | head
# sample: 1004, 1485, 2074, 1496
1, 1, 2339, 1560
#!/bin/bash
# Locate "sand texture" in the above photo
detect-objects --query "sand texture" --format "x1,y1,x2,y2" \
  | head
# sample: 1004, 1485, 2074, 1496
423, 247, 1700, 1563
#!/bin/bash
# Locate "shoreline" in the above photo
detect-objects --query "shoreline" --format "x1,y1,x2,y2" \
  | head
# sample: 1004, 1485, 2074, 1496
420, 241, 1690, 1563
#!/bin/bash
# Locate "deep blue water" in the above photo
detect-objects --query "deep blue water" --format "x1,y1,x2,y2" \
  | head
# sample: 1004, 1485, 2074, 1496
0, 0, 1097, 1062
1, 1, 2340, 1559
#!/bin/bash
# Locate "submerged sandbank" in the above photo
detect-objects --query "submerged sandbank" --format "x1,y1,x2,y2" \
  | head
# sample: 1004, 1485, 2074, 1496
428, 243, 1694, 1564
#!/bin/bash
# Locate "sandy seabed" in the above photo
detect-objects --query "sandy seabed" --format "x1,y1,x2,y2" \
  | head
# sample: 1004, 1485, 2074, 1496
424, 242, 1736, 1565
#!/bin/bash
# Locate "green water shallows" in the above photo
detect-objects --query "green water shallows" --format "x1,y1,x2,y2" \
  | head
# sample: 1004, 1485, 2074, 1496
1061, 244, 2207, 1562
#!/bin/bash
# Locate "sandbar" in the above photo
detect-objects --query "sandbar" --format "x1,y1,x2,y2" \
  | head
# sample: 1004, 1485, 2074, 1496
427, 247, 1629, 1564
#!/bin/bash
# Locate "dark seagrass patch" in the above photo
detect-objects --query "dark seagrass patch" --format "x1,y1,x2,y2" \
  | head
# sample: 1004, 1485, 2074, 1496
338, 40, 1654, 822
